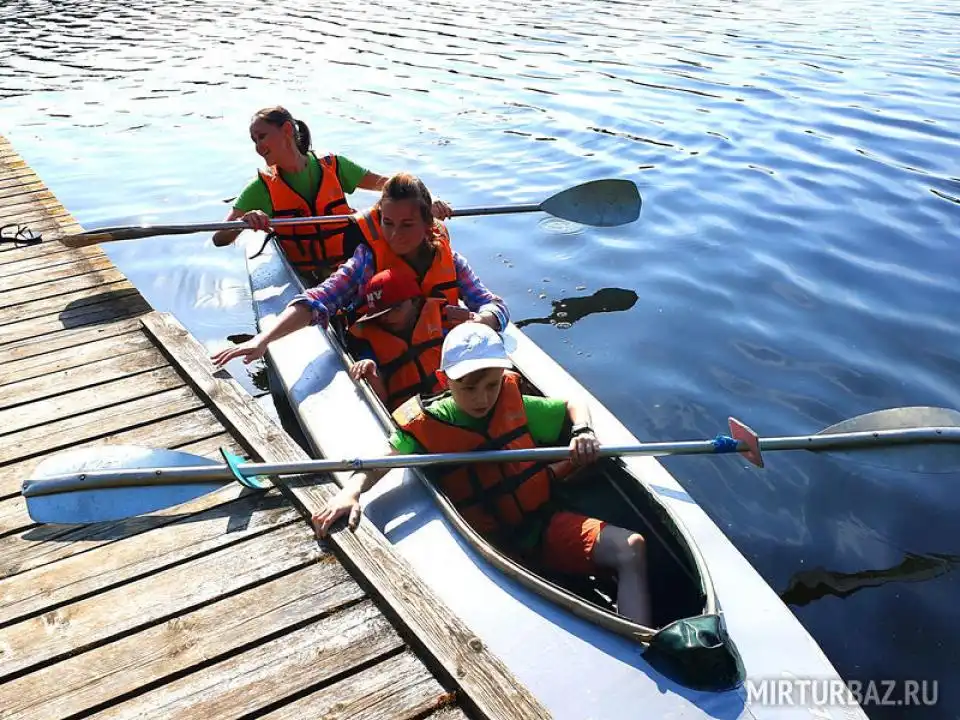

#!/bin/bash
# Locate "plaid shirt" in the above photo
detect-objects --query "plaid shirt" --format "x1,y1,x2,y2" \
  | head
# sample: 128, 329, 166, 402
289, 243, 510, 330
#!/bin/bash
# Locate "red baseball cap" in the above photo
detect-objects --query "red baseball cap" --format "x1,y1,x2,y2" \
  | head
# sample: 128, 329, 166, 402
356, 266, 421, 323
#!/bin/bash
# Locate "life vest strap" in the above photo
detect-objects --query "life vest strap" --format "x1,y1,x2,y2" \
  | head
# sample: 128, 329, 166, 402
378, 336, 444, 376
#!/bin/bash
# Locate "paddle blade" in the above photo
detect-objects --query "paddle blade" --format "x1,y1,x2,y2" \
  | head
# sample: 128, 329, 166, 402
541, 179, 641, 227
819, 406, 960, 434
24, 446, 226, 524
817, 406, 960, 474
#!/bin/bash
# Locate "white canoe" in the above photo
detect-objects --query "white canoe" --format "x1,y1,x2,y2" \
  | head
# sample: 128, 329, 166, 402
245, 236, 867, 720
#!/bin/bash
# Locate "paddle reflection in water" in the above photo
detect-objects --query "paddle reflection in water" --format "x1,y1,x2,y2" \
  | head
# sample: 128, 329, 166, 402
515, 287, 638, 329
780, 551, 960, 607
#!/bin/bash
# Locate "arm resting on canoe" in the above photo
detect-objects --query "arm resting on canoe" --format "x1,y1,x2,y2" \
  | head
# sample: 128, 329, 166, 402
209, 303, 313, 368
287, 243, 373, 328
312, 460, 393, 536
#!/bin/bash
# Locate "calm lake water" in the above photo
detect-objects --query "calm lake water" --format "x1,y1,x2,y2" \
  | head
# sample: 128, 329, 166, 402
2, 0, 958, 715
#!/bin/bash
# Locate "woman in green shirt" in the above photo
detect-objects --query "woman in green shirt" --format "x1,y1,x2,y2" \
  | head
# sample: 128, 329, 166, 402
212, 106, 389, 249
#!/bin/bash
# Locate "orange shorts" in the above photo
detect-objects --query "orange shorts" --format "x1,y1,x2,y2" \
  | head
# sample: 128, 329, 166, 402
538, 511, 607, 576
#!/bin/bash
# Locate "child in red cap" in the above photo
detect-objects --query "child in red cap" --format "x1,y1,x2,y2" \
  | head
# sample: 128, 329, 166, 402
347, 265, 446, 410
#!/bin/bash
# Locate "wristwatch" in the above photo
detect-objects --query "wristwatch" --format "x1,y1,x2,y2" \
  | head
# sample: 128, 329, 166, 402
571, 423, 595, 438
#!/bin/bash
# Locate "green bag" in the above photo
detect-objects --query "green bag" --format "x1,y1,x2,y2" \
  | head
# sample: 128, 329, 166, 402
643, 613, 745, 691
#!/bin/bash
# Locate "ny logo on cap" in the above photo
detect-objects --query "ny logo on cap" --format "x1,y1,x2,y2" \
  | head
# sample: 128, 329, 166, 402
366, 289, 383, 305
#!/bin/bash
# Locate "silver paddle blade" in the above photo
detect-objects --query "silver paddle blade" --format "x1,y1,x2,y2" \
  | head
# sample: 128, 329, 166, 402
820, 406, 960, 434
542, 179, 641, 227
817, 406, 960, 474
24, 446, 225, 524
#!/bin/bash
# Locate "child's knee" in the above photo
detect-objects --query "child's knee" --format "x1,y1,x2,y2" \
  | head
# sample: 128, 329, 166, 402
616, 532, 647, 569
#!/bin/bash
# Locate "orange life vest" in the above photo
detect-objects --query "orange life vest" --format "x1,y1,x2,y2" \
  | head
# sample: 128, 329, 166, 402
258, 152, 354, 272
353, 208, 459, 307
392, 371, 554, 538
348, 297, 446, 410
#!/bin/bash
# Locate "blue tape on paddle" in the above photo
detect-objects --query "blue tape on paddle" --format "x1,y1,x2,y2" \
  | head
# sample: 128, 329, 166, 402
711, 434, 739, 453
219, 448, 270, 490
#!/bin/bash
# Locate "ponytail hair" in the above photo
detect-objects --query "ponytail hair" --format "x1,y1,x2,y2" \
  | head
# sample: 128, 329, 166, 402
293, 119, 311, 154
252, 106, 311, 155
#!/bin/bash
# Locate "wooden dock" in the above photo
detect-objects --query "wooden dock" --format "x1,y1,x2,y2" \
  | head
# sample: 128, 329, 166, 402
0, 135, 548, 720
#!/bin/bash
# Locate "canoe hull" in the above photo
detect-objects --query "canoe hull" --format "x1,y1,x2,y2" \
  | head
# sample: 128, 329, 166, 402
244, 235, 866, 720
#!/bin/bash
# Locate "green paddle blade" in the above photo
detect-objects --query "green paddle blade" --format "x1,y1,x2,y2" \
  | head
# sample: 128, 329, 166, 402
816, 406, 960, 473
541, 179, 641, 227
24, 446, 228, 524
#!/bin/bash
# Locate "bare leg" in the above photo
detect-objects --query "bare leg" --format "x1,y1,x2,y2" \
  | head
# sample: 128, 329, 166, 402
592, 525, 653, 626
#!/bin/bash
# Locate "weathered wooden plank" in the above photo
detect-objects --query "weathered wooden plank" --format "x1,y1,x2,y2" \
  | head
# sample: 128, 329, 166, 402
0, 384, 202, 466
0, 292, 150, 347
0, 254, 116, 294
0, 200, 75, 223
0, 176, 45, 196
0, 180, 63, 201
0, 208, 77, 232
0, 398, 222, 498
0, 316, 143, 364
0, 328, 147, 386
0, 490, 295, 624
260, 651, 454, 720
0, 250, 113, 284
0, 346, 171, 414
0, 189, 69, 215
0, 244, 103, 274
0, 521, 319, 681
0, 433, 247, 576
90, 601, 403, 720
0, 561, 362, 720
142, 313, 550, 720
0, 499, 29, 537
0, 286, 142, 336
0, 169, 43, 191
0, 267, 128, 312
0, 279, 135, 324
174, 433, 247, 462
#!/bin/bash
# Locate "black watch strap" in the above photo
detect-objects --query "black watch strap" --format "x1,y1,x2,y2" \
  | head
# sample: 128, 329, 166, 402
571, 424, 595, 438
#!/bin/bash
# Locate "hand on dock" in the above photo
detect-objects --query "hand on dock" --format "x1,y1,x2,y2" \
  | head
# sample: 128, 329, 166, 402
312, 490, 362, 537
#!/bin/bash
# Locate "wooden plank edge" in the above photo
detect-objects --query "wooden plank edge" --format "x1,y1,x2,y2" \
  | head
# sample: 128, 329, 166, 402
140, 310, 551, 720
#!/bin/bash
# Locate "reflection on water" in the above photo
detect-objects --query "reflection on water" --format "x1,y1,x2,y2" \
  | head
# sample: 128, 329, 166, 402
782, 552, 960, 607
515, 288, 638, 329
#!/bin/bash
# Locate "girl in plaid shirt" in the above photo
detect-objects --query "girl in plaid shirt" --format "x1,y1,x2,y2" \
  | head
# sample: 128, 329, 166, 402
212, 173, 510, 369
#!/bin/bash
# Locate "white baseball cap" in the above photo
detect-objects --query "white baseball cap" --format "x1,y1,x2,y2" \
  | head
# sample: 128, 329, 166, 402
440, 323, 513, 381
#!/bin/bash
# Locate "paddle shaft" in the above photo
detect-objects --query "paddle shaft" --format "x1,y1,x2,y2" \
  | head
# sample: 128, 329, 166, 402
60, 203, 545, 246
58, 179, 641, 247
97, 204, 544, 235
22, 426, 960, 497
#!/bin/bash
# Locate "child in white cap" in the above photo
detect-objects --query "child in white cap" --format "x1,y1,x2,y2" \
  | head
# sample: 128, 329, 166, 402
313, 323, 652, 626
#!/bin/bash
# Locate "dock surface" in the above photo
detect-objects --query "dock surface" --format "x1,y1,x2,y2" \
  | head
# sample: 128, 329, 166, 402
0, 135, 547, 720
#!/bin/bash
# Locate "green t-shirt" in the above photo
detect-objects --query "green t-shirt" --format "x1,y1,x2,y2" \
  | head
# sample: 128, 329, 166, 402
233, 153, 369, 216
389, 395, 569, 454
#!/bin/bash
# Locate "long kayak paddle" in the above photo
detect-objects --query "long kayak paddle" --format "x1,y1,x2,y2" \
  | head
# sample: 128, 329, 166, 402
56, 179, 642, 248
22, 406, 960, 525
